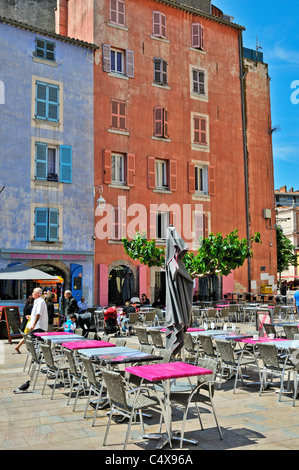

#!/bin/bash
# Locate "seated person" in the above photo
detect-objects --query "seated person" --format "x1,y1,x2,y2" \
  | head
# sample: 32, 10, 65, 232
152, 297, 164, 308
130, 293, 141, 307
141, 293, 150, 306
70, 312, 96, 337
120, 301, 135, 333
77, 296, 88, 313
104, 305, 119, 335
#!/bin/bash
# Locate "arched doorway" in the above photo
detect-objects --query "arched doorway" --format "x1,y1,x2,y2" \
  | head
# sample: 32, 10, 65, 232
108, 263, 135, 306
24, 264, 66, 302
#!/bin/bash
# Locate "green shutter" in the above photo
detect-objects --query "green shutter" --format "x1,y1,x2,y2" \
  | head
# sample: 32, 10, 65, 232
35, 142, 47, 180
35, 208, 48, 241
60, 145, 72, 183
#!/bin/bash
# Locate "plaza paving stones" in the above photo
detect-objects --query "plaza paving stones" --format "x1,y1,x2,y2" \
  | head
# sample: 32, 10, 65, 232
1, 328, 299, 451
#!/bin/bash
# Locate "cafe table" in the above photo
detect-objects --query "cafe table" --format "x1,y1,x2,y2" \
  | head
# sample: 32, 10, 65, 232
125, 361, 213, 449
62, 340, 114, 350
78, 346, 162, 367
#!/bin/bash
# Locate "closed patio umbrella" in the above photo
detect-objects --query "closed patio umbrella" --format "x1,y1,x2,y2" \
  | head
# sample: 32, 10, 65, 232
165, 226, 193, 356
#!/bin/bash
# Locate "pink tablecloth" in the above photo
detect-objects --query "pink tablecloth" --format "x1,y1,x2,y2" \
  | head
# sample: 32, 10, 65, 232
237, 337, 286, 345
34, 332, 73, 337
61, 340, 115, 350
125, 361, 212, 382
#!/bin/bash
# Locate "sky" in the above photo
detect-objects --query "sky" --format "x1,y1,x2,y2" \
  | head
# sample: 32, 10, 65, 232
215, 0, 299, 191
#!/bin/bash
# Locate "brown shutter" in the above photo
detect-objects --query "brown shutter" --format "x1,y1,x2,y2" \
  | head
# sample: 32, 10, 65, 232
153, 107, 163, 136
127, 153, 135, 187
102, 149, 112, 184
163, 109, 169, 138
208, 165, 215, 195
188, 162, 195, 193
147, 156, 156, 189
169, 159, 177, 191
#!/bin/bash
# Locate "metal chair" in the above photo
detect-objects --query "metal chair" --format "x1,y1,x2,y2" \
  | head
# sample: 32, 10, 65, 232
217, 308, 229, 328
39, 343, 70, 400
114, 338, 127, 347
263, 323, 280, 338
128, 312, 141, 334
149, 329, 165, 349
135, 327, 151, 345
63, 349, 87, 411
283, 325, 299, 340
81, 356, 105, 426
101, 369, 168, 450
215, 339, 261, 393
170, 358, 223, 448
198, 335, 218, 359
144, 311, 156, 327
257, 343, 297, 402
24, 337, 44, 389
203, 308, 218, 328
183, 332, 202, 364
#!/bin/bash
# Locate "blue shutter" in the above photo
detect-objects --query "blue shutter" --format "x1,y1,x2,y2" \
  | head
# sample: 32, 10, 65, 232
35, 142, 47, 180
48, 209, 59, 242
35, 208, 48, 241
60, 145, 72, 183
36, 81, 47, 119
47, 84, 59, 122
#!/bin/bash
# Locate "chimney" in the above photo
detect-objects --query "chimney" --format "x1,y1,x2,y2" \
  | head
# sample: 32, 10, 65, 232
55, 0, 68, 36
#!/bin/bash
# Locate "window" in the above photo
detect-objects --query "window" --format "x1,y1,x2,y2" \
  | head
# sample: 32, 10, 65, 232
35, 81, 59, 122
192, 69, 205, 95
110, 0, 125, 26
102, 44, 134, 77
153, 11, 167, 39
153, 107, 168, 138
111, 206, 126, 240
153, 58, 168, 85
111, 153, 125, 185
111, 100, 126, 130
35, 142, 72, 183
35, 38, 56, 61
156, 212, 169, 239
35, 208, 59, 242
193, 116, 207, 145
193, 212, 209, 248
195, 164, 208, 194
155, 159, 168, 189
191, 23, 204, 50
103, 150, 135, 187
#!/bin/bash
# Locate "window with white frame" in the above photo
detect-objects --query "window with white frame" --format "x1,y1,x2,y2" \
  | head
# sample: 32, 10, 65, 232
192, 69, 205, 95
110, 0, 125, 26
35, 141, 72, 183
102, 44, 134, 77
156, 211, 169, 239
155, 159, 168, 189
194, 164, 208, 194
153, 11, 167, 39
153, 58, 168, 86
111, 153, 125, 185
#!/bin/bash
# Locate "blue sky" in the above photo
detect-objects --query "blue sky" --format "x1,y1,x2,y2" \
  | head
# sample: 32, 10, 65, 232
215, 0, 299, 190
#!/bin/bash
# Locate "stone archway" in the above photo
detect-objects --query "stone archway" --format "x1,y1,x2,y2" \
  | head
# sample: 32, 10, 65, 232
108, 260, 137, 305
25, 259, 70, 288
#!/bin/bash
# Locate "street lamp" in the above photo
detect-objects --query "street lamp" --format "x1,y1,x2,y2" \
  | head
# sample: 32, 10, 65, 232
94, 185, 106, 210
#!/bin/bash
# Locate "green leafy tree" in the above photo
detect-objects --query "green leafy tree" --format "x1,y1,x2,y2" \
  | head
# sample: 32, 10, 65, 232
122, 229, 261, 279
276, 226, 297, 276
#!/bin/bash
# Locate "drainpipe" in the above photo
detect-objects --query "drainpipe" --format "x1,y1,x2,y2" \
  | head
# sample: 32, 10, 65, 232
238, 31, 251, 293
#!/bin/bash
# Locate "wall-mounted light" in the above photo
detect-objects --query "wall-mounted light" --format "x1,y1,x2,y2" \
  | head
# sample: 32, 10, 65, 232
94, 185, 106, 210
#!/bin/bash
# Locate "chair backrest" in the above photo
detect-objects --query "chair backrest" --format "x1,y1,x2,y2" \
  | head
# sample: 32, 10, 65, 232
40, 343, 56, 370
64, 349, 79, 377
220, 308, 229, 318
101, 369, 128, 410
183, 332, 195, 352
139, 345, 154, 354
129, 312, 140, 324
289, 348, 299, 372
24, 337, 39, 363
263, 323, 277, 337
115, 338, 127, 347
101, 334, 110, 342
215, 339, 236, 365
149, 329, 164, 348
154, 348, 172, 363
283, 325, 298, 340
207, 308, 217, 318
196, 357, 218, 384
81, 356, 98, 388
228, 305, 238, 312
135, 327, 150, 344
256, 343, 281, 370
199, 335, 215, 357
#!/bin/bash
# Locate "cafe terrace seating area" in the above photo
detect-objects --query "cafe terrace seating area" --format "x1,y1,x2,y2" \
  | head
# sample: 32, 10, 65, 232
2, 298, 299, 451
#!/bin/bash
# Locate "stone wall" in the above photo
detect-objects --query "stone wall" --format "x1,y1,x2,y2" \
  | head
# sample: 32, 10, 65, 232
0, 0, 56, 31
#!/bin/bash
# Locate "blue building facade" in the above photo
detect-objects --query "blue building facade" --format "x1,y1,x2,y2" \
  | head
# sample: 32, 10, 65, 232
0, 18, 97, 307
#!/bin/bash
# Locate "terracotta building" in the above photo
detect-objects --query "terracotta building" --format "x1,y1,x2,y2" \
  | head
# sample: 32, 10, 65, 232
55, 0, 277, 305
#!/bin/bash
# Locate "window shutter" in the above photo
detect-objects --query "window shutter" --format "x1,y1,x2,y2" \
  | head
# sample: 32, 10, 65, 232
36, 81, 47, 119
153, 11, 161, 36
118, 0, 125, 25
48, 208, 59, 242
204, 214, 209, 238
192, 23, 200, 48
194, 116, 200, 143
126, 50, 134, 78
154, 107, 163, 136
194, 211, 203, 248
127, 153, 135, 187
102, 44, 111, 72
36, 142, 47, 180
161, 13, 166, 38
153, 58, 161, 83
188, 162, 195, 193
103, 149, 112, 184
60, 145, 72, 183
111, 100, 119, 128
147, 156, 156, 189
119, 101, 126, 129
200, 118, 207, 144
208, 165, 215, 195
201, 25, 204, 50
111, 206, 119, 240
162, 59, 168, 85
110, 0, 117, 23
47, 85, 59, 122
163, 109, 169, 138
169, 159, 177, 191
35, 208, 48, 241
